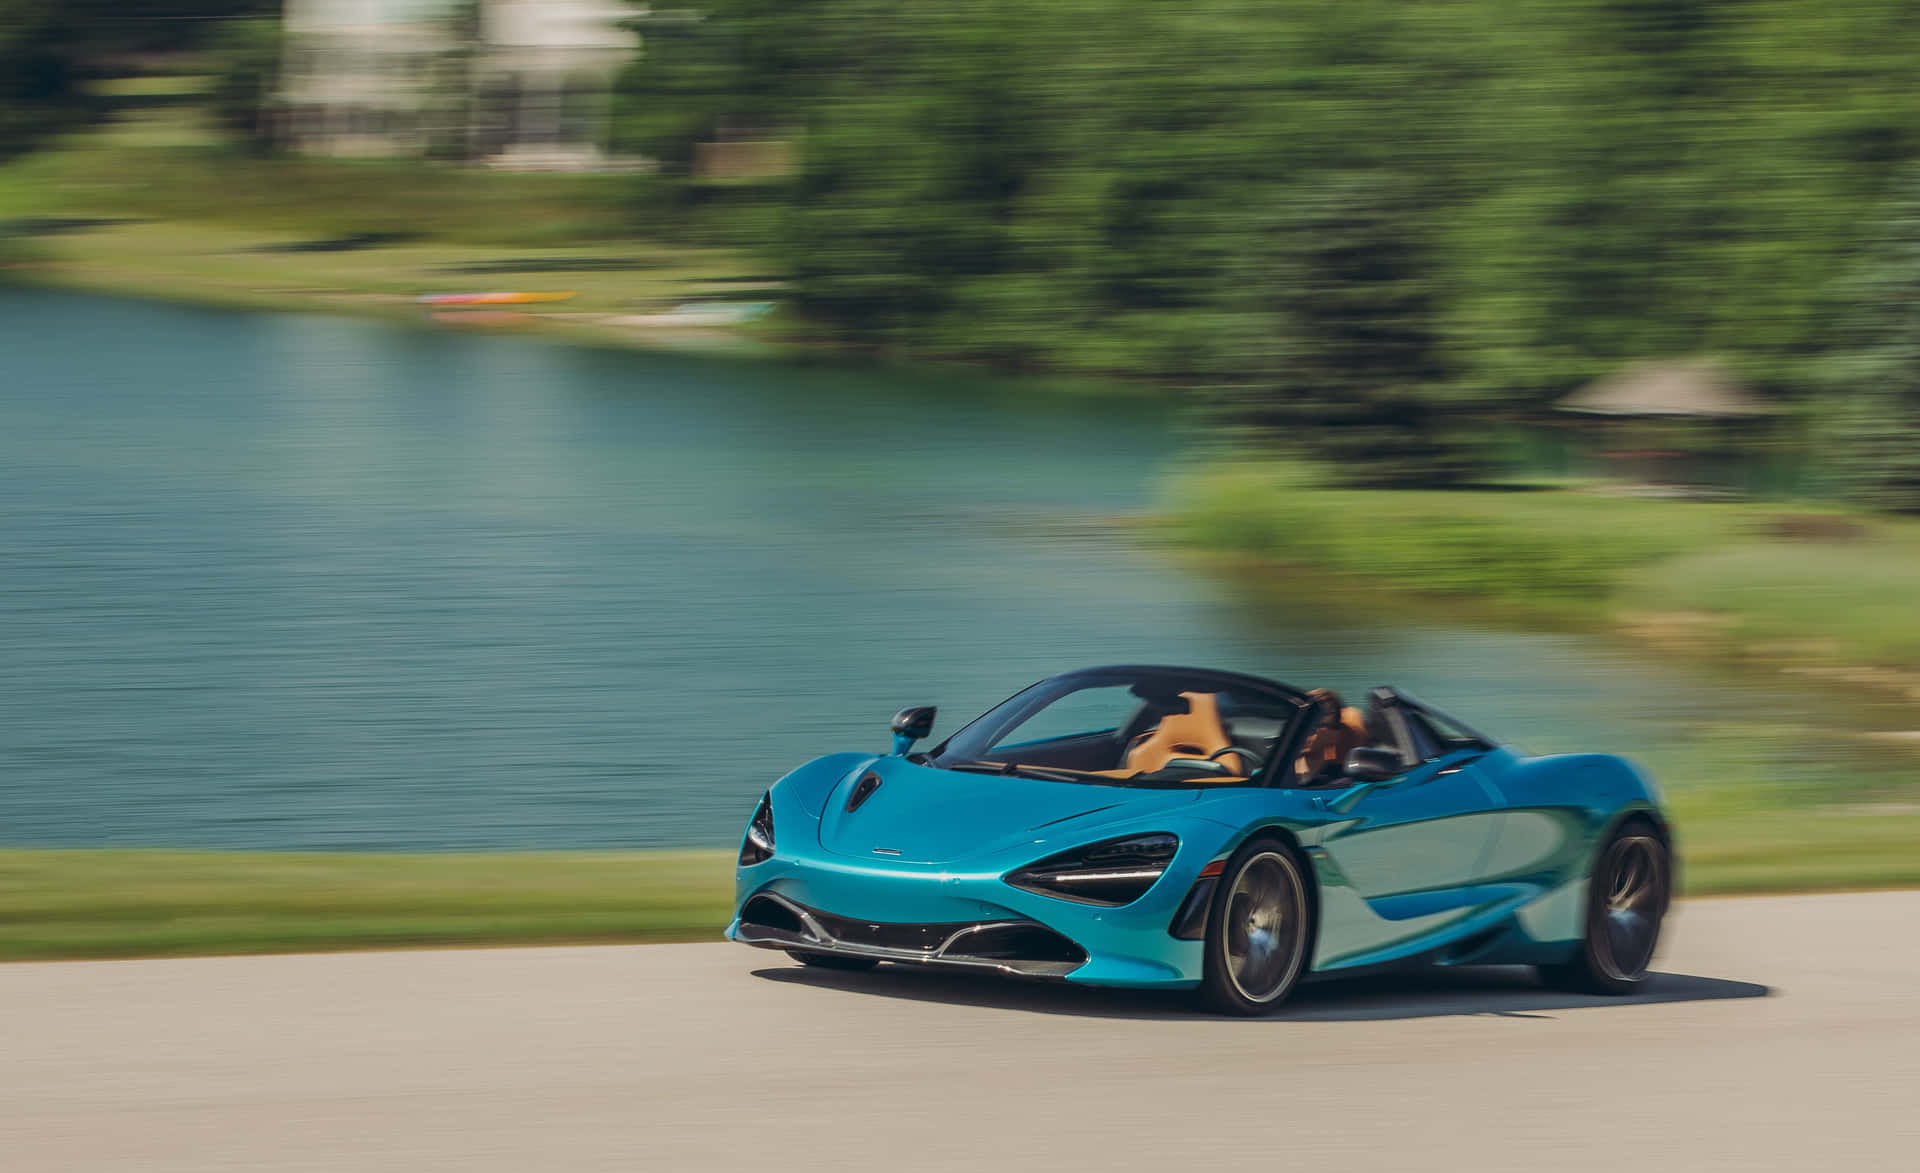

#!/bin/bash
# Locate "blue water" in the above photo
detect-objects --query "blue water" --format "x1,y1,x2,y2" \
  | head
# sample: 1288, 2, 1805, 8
0, 289, 1807, 849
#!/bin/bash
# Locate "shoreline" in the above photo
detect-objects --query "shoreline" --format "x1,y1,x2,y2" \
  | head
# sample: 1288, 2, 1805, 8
2, 224, 789, 363
2, 222, 1160, 401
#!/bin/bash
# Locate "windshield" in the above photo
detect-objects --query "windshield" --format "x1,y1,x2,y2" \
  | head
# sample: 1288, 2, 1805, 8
929, 668, 1303, 787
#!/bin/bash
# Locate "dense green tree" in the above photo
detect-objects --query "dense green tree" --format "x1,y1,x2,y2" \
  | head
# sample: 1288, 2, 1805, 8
610, 0, 838, 167
597, 0, 1920, 486
1215, 171, 1490, 486
205, 18, 281, 152
1820, 172, 1920, 512
53, 0, 277, 56
778, 4, 1059, 352
0, 0, 88, 159
2, 0, 283, 159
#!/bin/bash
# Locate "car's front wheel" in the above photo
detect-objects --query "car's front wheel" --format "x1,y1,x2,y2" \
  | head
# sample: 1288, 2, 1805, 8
1541, 818, 1671, 994
1198, 837, 1312, 1016
785, 950, 880, 972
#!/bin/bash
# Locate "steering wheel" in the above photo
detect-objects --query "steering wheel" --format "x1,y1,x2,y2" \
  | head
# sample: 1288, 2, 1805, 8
1208, 746, 1262, 773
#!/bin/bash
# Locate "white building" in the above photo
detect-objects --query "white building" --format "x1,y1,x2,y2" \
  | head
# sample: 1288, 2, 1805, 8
278, 0, 641, 168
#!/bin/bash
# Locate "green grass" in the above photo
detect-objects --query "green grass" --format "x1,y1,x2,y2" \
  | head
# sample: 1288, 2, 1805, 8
1627, 538, 1920, 674
62, 150, 641, 246
11, 219, 755, 316
1672, 806, 1920, 895
1, 105, 642, 245
1638, 719, 1920, 894
0, 850, 734, 963
1164, 460, 1920, 672
1163, 461, 1747, 611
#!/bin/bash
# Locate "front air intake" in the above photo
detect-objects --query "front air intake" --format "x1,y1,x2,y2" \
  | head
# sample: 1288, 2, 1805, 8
739, 894, 806, 937
942, 923, 1087, 966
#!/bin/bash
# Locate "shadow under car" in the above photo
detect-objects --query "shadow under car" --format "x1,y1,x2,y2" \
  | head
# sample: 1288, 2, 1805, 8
752, 961, 1770, 1022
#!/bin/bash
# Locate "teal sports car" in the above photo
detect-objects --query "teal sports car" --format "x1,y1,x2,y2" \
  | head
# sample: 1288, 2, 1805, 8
727, 665, 1674, 1015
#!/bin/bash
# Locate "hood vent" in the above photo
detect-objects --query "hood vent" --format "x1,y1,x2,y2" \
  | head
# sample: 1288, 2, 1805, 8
845, 771, 883, 813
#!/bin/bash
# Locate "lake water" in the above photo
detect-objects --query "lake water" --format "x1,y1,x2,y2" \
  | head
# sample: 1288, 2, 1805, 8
0, 288, 1810, 849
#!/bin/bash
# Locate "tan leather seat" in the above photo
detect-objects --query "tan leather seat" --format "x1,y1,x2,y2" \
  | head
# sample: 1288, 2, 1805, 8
1124, 691, 1234, 774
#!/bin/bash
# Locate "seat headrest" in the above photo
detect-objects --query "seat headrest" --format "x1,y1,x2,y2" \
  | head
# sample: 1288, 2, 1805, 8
1157, 691, 1223, 736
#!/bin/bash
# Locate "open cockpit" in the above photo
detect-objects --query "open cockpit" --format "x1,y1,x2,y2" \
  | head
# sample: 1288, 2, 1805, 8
923, 666, 1495, 789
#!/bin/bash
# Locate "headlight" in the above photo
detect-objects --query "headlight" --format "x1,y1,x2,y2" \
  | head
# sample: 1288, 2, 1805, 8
739, 793, 775, 865
1004, 833, 1179, 906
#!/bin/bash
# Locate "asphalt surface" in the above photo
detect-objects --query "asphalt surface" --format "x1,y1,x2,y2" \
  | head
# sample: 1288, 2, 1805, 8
4, 891, 1916, 1171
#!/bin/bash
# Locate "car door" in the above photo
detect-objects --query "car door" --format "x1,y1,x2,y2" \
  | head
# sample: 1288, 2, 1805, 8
1304, 695, 1508, 967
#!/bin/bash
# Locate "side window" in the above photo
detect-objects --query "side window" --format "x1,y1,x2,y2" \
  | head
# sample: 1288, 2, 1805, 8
991, 685, 1137, 750
1406, 710, 1487, 760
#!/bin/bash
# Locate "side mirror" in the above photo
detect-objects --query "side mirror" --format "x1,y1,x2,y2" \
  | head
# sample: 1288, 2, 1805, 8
890, 705, 936, 755
1344, 747, 1402, 783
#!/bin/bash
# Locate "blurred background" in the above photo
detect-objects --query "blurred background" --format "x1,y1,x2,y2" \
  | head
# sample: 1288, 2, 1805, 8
1, 0, 1917, 958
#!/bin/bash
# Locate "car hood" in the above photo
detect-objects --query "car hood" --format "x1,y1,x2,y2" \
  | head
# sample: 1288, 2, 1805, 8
815, 755, 1205, 866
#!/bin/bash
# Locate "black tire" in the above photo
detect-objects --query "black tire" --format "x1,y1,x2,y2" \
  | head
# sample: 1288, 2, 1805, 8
1541, 818, 1672, 995
785, 950, 880, 972
1197, 836, 1314, 1016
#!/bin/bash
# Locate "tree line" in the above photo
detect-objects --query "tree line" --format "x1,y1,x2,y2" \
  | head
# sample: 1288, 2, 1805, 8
614, 0, 1920, 502
1, 0, 276, 158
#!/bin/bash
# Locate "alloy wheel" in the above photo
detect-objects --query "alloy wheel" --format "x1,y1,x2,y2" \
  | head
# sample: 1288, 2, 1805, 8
1593, 833, 1667, 982
1221, 850, 1308, 1004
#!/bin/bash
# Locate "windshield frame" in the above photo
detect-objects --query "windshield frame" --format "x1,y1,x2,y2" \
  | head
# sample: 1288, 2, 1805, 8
926, 665, 1311, 789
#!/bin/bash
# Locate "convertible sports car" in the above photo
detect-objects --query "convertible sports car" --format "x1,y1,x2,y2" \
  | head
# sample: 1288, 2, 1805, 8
727, 665, 1674, 1015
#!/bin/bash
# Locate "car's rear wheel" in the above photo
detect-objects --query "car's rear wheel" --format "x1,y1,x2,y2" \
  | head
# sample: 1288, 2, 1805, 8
1198, 837, 1312, 1016
785, 950, 880, 972
1541, 819, 1671, 994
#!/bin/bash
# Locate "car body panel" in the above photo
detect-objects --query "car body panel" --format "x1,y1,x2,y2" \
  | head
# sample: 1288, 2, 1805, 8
814, 754, 1206, 865
728, 669, 1674, 992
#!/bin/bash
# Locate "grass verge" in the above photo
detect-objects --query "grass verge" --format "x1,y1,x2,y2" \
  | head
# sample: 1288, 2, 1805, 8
1676, 809, 1920, 895
0, 849, 733, 963
4, 824, 1918, 964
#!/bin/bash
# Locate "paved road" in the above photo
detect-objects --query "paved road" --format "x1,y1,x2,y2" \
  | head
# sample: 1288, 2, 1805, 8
3, 891, 1916, 1171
